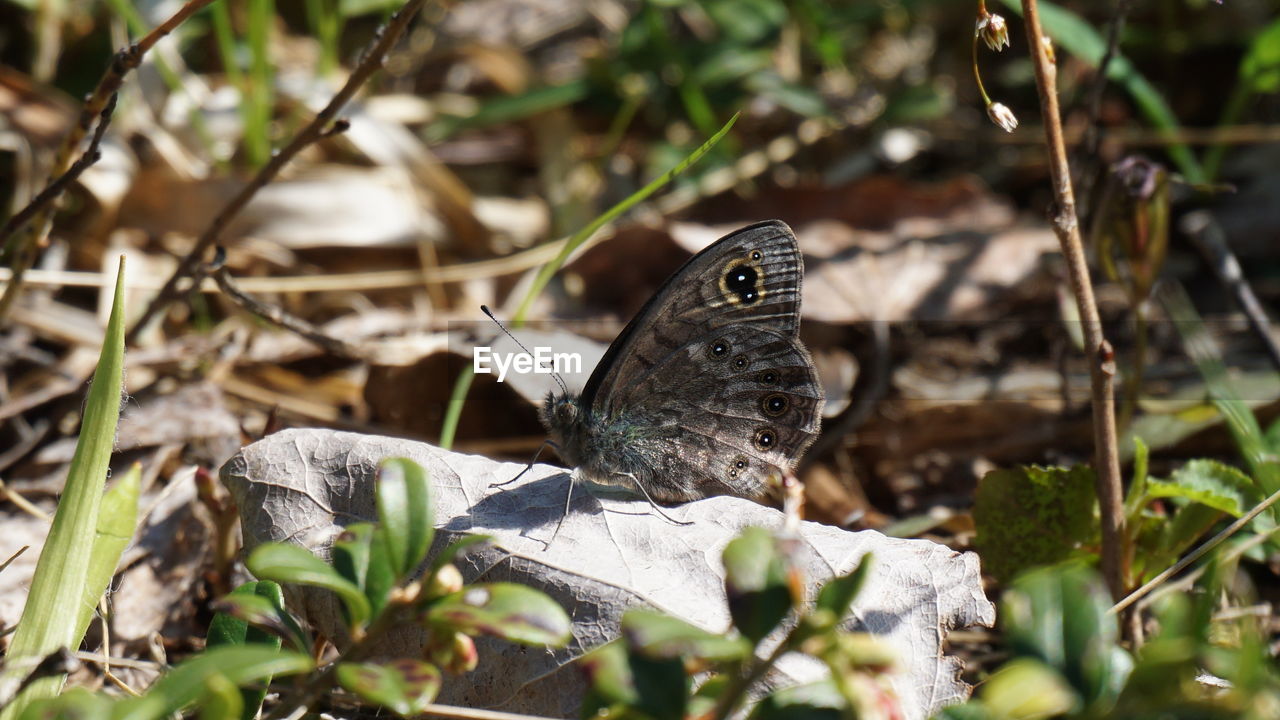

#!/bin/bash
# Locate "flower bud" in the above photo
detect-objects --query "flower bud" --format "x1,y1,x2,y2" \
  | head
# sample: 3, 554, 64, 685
426, 631, 479, 674
976, 12, 1010, 52
426, 564, 464, 598
986, 102, 1018, 133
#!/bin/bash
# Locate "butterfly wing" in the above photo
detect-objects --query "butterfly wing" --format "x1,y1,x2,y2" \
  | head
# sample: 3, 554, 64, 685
581, 220, 803, 417
575, 220, 821, 501
615, 323, 822, 500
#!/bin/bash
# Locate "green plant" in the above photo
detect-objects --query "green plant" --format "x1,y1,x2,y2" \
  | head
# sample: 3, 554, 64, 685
0, 259, 138, 719
18, 457, 572, 719
974, 440, 1266, 591
581, 526, 892, 720
937, 563, 1280, 719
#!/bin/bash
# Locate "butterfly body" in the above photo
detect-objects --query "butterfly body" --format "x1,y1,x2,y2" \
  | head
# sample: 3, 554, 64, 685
540, 220, 823, 503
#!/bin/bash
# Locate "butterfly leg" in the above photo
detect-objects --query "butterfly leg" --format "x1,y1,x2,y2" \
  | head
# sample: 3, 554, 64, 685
490, 439, 561, 489
543, 471, 578, 550
615, 472, 693, 526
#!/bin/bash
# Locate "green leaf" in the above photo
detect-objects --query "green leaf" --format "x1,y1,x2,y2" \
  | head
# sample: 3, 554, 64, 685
1241, 19, 1280, 93
744, 73, 829, 118
627, 653, 689, 720
208, 580, 309, 660
376, 458, 434, 580
1123, 436, 1150, 520
336, 659, 441, 716
111, 646, 313, 720
704, 0, 786, 43
748, 679, 846, 720
246, 543, 371, 627
197, 673, 243, 720
621, 609, 751, 662
979, 658, 1079, 719
18, 688, 112, 720
426, 583, 571, 646
332, 523, 375, 589
579, 641, 638, 718
426, 80, 590, 142
722, 526, 794, 643
337, 0, 400, 17
814, 556, 871, 620
973, 466, 1100, 583
0, 257, 128, 718
1002, 565, 1131, 710
75, 463, 140, 641
333, 523, 396, 616
1145, 460, 1261, 517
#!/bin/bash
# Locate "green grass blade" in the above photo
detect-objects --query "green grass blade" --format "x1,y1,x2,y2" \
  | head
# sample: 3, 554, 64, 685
1159, 283, 1280, 498
437, 113, 739, 448
73, 463, 140, 641
0, 257, 127, 717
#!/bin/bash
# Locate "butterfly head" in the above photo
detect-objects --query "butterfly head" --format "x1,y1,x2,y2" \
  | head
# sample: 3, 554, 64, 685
539, 391, 583, 439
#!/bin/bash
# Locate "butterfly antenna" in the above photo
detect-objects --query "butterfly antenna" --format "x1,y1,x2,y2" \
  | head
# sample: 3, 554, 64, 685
480, 305, 569, 395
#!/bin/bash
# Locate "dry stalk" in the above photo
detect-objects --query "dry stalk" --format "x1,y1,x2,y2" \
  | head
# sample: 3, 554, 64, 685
1020, 0, 1127, 601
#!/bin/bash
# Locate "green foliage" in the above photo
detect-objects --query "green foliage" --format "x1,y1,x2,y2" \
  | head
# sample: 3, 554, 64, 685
583, 533, 885, 720
977, 441, 1271, 588
206, 582, 288, 720
17, 458, 570, 718
75, 464, 140, 642
247, 542, 373, 628
425, 583, 572, 646
335, 659, 442, 715
942, 564, 1280, 719
722, 526, 796, 643
622, 610, 752, 662
973, 465, 1100, 583
0, 259, 131, 718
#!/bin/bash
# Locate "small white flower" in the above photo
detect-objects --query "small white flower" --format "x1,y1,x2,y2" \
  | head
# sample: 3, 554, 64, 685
987, 102, 1019, 133
977, 13, 1011, 52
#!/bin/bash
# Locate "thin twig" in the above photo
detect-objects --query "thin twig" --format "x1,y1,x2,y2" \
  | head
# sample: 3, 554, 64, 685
1180, 210, 1280, 372
0, 95, 119, 245
1111, 485, 1280, 615
211, 262, 366, 361
1021, 0, 1127, 601
127, 0, 429, 345
1138, 525, 1280, 612
0, 0, 220, 320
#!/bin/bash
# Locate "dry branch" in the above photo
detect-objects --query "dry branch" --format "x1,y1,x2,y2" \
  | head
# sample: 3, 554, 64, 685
1020, 0, 1126, 601
0, 96, 118, 246
126, 0, 430, 345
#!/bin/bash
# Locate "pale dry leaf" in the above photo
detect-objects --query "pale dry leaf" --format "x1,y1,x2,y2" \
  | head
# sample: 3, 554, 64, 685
221, 428, 994, 719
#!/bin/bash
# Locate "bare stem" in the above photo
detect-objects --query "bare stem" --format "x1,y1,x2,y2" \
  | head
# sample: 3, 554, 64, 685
1020, 0, 1126, 601
211, 256, 366, 361
0, 95, 118, 247
126, 0, 429, 345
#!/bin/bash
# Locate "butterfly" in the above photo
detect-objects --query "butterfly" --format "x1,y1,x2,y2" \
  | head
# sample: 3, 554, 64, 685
535, 220, 823, 504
